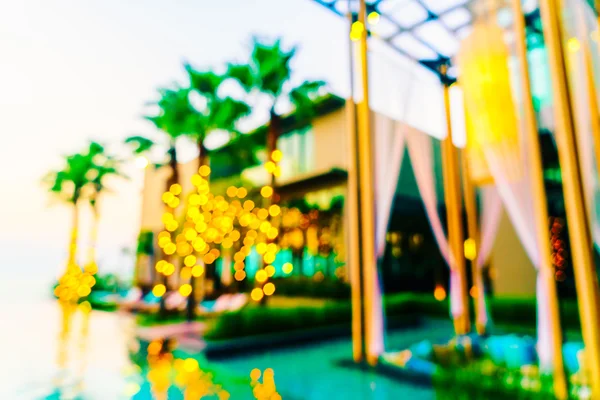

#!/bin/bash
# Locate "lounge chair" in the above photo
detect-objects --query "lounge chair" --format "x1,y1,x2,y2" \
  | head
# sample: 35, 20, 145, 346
197, 293, 248, 316
165, 292, 187, 311
117, 287, 143, 310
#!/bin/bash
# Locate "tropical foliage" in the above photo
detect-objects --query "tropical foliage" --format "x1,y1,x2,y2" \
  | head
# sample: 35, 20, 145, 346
227, 37, 326, 186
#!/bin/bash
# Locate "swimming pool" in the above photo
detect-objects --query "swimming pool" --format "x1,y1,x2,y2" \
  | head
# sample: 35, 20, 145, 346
2, 298, 452, 399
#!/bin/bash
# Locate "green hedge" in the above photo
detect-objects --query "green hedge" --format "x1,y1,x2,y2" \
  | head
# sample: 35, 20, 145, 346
267, 277, 350, 299
205, 293, 582, 341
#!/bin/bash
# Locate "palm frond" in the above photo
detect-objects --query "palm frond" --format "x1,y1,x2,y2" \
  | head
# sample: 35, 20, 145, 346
289, 80, 327, 121
125, 136, 156, 155
226, 63, 255, 92
185, 63, 225, 97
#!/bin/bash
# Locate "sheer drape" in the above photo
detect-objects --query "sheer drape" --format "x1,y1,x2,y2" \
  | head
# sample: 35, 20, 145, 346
475, 186, 503, 329
405, 128, 467, 320
368, 113, 406, 358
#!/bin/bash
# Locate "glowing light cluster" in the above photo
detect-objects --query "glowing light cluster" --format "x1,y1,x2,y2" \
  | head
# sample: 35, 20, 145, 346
145, 340, 229, 399
152, 162, 286, 301
250, 368, 281, 400
54, 261, 97, 303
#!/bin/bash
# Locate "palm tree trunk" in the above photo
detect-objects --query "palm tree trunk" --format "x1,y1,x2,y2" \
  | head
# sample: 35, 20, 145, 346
67, 201, 80, 272
187, 141, 209, 322
86, 202, 99, 274
159, 145, 179, 318
267, 109, 281, 191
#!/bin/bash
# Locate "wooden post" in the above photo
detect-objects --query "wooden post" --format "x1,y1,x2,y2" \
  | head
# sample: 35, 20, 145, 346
346, 8, 365, 363
356, 0, 380, 365
539, 0, 600, 396
511, 0, 568, 397
441, 76, 471, 335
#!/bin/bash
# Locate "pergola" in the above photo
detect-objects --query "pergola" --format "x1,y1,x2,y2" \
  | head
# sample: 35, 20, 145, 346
311, 0, 546, 79
310, 0, 600, 399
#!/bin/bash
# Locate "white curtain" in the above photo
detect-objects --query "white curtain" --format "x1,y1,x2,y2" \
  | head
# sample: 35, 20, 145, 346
475, 186, 503, 329
477, 95, 554, 372
569, 0, 600, 252
367, 112, 406, 359
405, 128, 466, 320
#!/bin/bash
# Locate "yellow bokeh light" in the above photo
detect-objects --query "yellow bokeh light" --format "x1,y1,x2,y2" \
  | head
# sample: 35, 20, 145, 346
185, 229, 197, 241
234, 261, 245, 271
199, 165, 211, 177
192, 264, 204, 277
267, 227, 278, 240
250, 368, 261, 381
367, 11, 380, 25
161, 212, 174, 224
167, 197, 180, 209
162, 192, 174, 204
434, 285, 447, 301
256, 242, 267, 255
263, 283, 275, 296
147, 340, 162, 356
255, 269, 268, 283
184, 255, 197, 267
179, 284, 192, 297
268, 205, 281, 217
265, 161, 276, 173
260, 221, 270, 233
234, 270, 246, 281
257, 208, 269, 220
169, 183, 182, 195
236, 187, 248, 199
251, 288, 264, 302
265, 265, 276, 277
183, 358, 199, 372
267, 244, 277, 254
203, 253, 216, 265
271, 149, 283, 162
234, 252, 245, 263
226, 186, 238, 197
282, 263, 293, 274
260, 186, 273, 198
164, 243, 176, 255
176, 242, 192, 257
152, 284, 166, 297
163, 263, 175, 276
464, 238, 477, 261
77, 285, 91, 297
166, 220, 179, 232
156, 260, 167, 272
263, 252, 276, 265
180, 267, 192, 280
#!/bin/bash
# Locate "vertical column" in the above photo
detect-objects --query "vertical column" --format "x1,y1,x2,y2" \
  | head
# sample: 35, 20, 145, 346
356, 0, 380, 366
346, 8, 365, 363
539, 0, 600, 396
441, 76, 470, 335
460, 134, 484, 334
511, 0, 568, 397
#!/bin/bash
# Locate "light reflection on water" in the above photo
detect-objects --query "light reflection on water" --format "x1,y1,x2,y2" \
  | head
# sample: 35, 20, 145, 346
1, 297, 449, 399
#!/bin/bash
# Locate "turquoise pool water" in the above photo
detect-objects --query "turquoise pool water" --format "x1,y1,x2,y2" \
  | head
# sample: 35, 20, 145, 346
1, 295, 452, 399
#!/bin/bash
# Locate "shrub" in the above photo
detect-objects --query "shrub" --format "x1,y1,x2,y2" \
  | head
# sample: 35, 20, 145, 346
266, 277, 350, 299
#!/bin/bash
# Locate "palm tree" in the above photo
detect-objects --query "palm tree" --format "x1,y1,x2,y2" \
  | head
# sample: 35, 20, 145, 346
44, 151, 96, 273
126, 87, 191, 316
184, 65, 251, 170
227, 37, 326, 189
183, 64, 251, 319
85, 141, 124, 275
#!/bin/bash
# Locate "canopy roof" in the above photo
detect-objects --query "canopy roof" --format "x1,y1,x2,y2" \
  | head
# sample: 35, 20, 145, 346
311, 0, 547, 77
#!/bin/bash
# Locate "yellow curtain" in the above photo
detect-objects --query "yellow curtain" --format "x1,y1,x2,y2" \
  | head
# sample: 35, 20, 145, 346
458, 21, 522, 182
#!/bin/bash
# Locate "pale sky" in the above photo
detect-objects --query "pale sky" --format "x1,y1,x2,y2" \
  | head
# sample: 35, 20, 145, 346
0, 0, 450, 296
